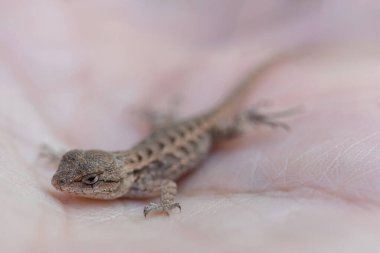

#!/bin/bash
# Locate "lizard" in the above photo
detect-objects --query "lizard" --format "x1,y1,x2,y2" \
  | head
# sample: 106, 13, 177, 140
51, 52, 296, 217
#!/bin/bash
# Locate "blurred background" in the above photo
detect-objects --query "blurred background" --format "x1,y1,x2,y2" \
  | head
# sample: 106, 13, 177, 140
1, 0, 378, 150
0, 1, 380, 253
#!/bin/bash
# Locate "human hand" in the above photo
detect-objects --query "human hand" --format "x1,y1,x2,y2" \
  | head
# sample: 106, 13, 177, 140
1, 1, 379, 252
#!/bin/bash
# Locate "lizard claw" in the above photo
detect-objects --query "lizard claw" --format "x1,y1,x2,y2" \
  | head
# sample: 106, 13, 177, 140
144, 202, 181, 218
173, 202, 181, 212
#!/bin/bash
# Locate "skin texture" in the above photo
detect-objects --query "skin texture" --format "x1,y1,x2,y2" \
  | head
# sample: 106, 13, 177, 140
50, 53, 293, 216
1, 1, 380, 253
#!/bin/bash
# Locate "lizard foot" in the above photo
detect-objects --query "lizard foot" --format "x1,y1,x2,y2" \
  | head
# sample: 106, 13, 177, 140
38, 144, 65, 166
144, 201, 181, 218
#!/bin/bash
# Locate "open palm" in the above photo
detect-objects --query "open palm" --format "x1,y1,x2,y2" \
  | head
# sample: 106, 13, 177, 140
1, 1, 379, 252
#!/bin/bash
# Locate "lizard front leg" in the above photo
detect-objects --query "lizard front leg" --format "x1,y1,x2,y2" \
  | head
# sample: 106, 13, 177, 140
135, 97, 181, 131
143, 179, 181, 217
38, 144, 66, 167
140, 110, 178, 130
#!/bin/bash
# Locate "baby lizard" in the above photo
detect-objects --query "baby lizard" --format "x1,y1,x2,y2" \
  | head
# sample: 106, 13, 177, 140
51, 53, 295, 217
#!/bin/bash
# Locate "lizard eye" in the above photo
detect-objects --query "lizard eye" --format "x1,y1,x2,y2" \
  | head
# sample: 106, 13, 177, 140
82, 174, 99, 185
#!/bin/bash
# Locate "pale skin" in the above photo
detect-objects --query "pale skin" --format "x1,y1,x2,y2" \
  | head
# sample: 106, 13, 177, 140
50, 54, 294, 217
1, 1, 380, 253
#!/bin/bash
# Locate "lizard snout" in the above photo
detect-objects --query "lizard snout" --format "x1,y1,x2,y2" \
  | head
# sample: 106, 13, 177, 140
51, 174, 65, 191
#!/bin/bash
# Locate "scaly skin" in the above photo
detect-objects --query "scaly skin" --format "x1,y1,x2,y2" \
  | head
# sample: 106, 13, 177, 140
51, 54, 293, 217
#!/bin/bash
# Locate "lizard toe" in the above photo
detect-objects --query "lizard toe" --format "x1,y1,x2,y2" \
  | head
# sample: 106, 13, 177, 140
144, 201, 181, 218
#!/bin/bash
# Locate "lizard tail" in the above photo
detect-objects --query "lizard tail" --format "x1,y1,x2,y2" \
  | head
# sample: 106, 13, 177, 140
207, 51, 293, 124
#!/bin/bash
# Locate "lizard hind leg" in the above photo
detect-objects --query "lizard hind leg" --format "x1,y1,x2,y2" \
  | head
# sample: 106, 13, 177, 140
213, 106, 301, 140
144, 180, 181, 218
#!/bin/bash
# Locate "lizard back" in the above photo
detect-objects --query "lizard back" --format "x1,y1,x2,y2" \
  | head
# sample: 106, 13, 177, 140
113, 116, 213, 197
113, 52, 292, 198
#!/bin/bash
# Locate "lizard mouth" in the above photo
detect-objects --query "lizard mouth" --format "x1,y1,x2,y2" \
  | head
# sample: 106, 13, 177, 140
52, 179, 122, 200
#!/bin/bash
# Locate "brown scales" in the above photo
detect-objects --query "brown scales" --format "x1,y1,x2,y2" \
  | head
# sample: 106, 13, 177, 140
51, 51, 299, 217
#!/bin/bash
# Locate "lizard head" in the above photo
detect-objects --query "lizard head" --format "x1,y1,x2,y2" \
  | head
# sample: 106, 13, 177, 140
51, 149, 135, 200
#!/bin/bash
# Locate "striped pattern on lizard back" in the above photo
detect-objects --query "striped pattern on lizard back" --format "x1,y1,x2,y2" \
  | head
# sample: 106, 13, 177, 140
113, 115, 213, 197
